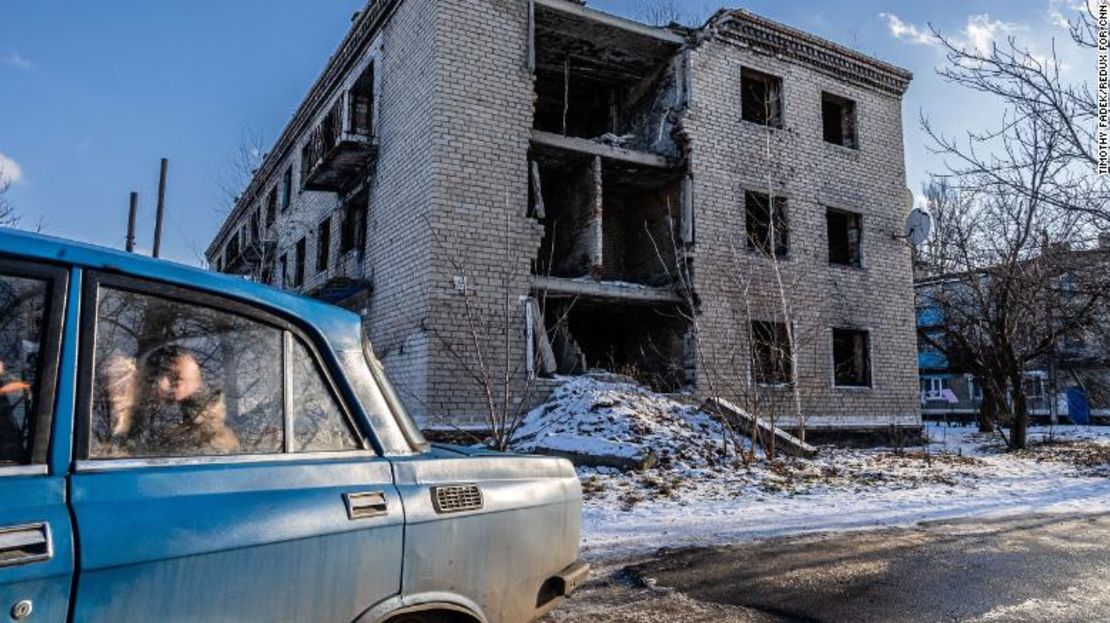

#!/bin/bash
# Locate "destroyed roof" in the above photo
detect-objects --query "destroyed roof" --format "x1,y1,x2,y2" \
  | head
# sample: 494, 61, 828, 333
691, 9, 913, 96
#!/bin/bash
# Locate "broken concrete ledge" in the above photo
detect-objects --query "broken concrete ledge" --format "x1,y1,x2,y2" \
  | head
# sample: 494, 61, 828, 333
703, 398, 819, 459
531, 275, 683, 304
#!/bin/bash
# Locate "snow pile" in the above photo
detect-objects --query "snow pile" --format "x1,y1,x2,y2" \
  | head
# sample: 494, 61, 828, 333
511, 375, 747, 471
510, 376, 1110, 560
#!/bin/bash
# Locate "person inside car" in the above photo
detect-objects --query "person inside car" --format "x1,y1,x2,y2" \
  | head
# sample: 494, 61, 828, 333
0, 358, 32, 462
107, 345, 240, 457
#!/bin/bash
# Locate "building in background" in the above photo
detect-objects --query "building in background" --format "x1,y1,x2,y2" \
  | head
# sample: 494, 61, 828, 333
207, 0, 920, 437
915, 245, 1110, 425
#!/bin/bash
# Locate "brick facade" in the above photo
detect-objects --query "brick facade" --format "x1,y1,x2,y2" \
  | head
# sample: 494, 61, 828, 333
207, 0, 921, 432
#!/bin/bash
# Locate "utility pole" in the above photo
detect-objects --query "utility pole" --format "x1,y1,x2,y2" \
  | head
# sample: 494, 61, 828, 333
125, 192, 138, 252
152, 158, 168, 258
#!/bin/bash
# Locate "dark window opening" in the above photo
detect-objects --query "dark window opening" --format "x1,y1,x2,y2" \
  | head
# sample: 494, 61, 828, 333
279, 254, 288, 288
821, 92, 857, 148
741, 68, 783, 128
227, 235, 240, 263
745, 191, 788, 257
281, 167, 292, 211
316, 217, 330, 273
349, 63, 375, 137
543, 299, 689, 392
833, 328, 871, 387
826, 208, 862, 267
249, 208, 261, 242
751, 320, 792, 385
340, 192, 368, 256
532, 157, 598, 279
293, 239, 306, 288
266, 189, 278, 226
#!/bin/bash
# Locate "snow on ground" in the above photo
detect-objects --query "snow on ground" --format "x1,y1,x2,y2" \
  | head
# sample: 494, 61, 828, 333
511, 376, 1110, 561
512, 375, 750, 469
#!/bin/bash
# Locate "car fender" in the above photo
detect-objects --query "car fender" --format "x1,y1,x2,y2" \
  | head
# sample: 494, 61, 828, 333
355, 591, 488, 623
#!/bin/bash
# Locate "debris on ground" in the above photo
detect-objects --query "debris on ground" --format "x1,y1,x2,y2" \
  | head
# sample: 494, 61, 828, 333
511, 375, 748, 471
510, 375, 1110, 560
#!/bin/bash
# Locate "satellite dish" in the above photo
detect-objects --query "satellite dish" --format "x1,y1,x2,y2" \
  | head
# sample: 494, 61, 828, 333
903, 208, 932, 246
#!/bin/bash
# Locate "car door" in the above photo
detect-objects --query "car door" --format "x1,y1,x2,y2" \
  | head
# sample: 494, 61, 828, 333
68, 273, 403, 622
0, 259, 73, 623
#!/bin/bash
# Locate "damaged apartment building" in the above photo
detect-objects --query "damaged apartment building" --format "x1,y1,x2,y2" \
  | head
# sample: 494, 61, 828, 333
206, 0, 921, 435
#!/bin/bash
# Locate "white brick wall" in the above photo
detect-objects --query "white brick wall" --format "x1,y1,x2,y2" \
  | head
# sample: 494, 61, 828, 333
208, 1, 921, 431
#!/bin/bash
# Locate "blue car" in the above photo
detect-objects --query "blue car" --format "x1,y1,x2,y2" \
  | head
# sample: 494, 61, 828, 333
0, 228, 586, 623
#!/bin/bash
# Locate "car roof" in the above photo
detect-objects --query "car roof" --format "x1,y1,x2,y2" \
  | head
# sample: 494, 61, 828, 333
0, 227, 363, 352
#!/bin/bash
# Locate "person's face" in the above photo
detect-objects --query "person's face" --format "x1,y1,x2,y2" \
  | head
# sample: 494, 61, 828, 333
0, 360, 5, 376
156, 355, 203, 402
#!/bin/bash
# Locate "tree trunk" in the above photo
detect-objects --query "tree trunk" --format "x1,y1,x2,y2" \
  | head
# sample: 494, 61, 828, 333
977, 385, 995, 433
1009, 371, 1028, 450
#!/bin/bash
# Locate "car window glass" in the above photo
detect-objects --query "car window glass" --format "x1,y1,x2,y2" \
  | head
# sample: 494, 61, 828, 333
291, 338, 358, 452
0, 272, 49, 466
90, 286, 284, 458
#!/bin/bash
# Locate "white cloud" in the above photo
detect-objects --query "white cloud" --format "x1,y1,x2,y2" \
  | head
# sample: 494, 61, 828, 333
880, 13, 1024, 55
1049, 0, 1096, 29
2, 50, 32, 70
0, 152, 25, 185
880, 13, 937, 46
964, 14, 1021, 54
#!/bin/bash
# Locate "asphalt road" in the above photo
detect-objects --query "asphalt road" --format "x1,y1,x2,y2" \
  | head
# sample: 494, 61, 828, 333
547, 513, 1110, 623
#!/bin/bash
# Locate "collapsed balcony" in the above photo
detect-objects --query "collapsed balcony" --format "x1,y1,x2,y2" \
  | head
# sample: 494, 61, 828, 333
301, 65, 378, 192
223, 235, 276, 278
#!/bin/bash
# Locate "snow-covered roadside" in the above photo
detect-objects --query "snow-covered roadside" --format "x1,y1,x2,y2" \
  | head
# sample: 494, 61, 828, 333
581, 424, 1110, 560
509, 375, 1110, 562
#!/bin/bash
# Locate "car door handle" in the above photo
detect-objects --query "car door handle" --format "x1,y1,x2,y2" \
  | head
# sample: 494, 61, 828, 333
0, 523, 53, 568
343, 491, 388, 520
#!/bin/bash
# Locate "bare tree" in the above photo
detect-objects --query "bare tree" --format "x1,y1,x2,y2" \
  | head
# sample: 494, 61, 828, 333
917, 9, 1110, 449
426, 206, 543, 451
217, 127, 267, 215
0, 177, 15, 228
212, 128, 318, 286
638, 0, 686, 27
653, 87, 826, 457
925, 10, 1110, 226
917, 175, 1109, 449
637, 0, 715, 28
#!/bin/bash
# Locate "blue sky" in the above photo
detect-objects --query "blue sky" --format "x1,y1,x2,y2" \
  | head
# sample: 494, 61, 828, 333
0, 1, 1094, 265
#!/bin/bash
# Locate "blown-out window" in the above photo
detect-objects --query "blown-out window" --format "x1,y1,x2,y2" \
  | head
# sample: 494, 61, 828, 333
833, 328, 871, 387
745, 191, 789, 257
316, 217, 331, 273
827, 208, 862, 267
821, 92, 857, 148
741, 68, 783, 128
751, 320, 792, 385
